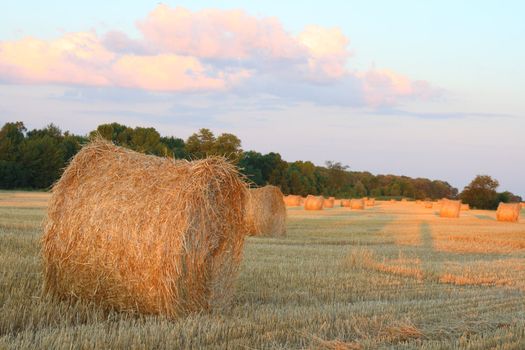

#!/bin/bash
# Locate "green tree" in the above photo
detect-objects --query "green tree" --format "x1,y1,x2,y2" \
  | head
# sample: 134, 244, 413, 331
160, 136, 187, 158
20, 135, 64, 188
130, 127, 163, 155
213, 133, 242, 161
0, 121, 26, 162
185, 128, 216, 158
354, 180, 367, 197
90, 123, 133, 146
460, 175, 499, 209
61, 133, 86, 163
324, 161, 350, 196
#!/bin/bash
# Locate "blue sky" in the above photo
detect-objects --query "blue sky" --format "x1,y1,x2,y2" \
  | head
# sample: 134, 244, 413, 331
1, 1, 524, 195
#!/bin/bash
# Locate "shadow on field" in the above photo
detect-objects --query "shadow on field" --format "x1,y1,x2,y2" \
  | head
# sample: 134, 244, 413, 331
474, 214, 495, 221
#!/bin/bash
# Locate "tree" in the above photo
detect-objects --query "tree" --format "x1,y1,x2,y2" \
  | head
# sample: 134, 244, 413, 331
0, 121, 26, 162
460, 175, 499, 209
497, 191, 522, 204
238, 151, 265, 185
130, 127, 163, 155
213, 133, 242, 161
185, 128, 216, 158
160, 136, 187, 158
90, 123, 132, 146
20, 135, 64, 188
323, 161, 350, 196
61, 133, 86, 163
354, 180, 367, 197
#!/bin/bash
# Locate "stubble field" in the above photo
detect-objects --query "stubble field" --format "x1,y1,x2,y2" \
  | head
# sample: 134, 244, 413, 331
0, 191, 524, 349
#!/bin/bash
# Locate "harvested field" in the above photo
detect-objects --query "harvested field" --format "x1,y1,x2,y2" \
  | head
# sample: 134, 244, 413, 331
1, 194, 525, 349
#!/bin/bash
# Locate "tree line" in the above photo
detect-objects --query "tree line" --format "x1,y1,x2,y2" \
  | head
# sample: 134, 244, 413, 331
0, 121, 521, 207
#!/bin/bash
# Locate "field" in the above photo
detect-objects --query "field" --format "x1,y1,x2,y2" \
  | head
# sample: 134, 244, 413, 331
1, 191, 524, 349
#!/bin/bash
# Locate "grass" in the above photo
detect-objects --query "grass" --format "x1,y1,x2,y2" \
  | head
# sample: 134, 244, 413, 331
1, 193, 525, 349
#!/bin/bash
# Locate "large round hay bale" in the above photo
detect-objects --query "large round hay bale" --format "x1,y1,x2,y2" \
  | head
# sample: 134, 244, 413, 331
460, 203, 470, 211
350, 198, 365, 210
439, 200, 461, 218
341, 199, 351, 207
323, 197, 335, 208
245, 186, 286, 237
42, 140, 247, 318
283, 195, 301, 207
304, 195, 324, 210
496, 203, 520, 222
366, 198, 375, 207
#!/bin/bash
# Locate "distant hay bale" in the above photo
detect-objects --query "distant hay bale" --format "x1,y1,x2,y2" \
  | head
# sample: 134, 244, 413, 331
439, 200, 461, 218
496, 203, 520, 222
341, 199, 351, 207
424, 201, 433, 208
304, 195, 324, 210
460, 203, 470, 211
42, 139, 247, 318
365, 198, 375, 207
323, 197, 335, 208
401, 198, 408, 202
390, 199, 396, 203
333, 199, 342, 207
350, 198, 365, 210
245, 186, 286, 237
284, 195, 301, 207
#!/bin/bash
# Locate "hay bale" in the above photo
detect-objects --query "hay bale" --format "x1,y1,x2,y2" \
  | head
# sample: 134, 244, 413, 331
390, 199, 396, 203
365, 198, 375, 207
496, 203, 521, 222
304, 195, 324, 210
350, 198, 365, 210
42, 139, 247, 317
323, 197, 335, 208
341, 199, 351, 207
245, 186, 286, 237
439, 200, 461, 218
460, 203, 470, 211
424, 201, 433, 208
284, 195, 301, 207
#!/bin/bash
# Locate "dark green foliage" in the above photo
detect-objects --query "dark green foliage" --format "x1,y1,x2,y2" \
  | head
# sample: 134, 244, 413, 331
185, 128, 242, 161
460, 175, 499, 209
458, 175, 520, 210
0, 120, 480, 199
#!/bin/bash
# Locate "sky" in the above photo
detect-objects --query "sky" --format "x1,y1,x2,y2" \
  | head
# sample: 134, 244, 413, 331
1, 0, 524, 196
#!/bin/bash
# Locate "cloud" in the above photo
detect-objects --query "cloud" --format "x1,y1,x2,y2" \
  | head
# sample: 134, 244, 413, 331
0, 4, 437, 107
112, 54, 249, 92
0, 32, 114, 86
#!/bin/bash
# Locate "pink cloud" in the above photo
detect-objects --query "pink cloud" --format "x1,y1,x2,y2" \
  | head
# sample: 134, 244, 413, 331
112, 54, 250, 92
0, 4, 437, 106
0, 32, 113, 86
298, 25, 349, 79
137, 5, 304, 60
357, 69, 436, 106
